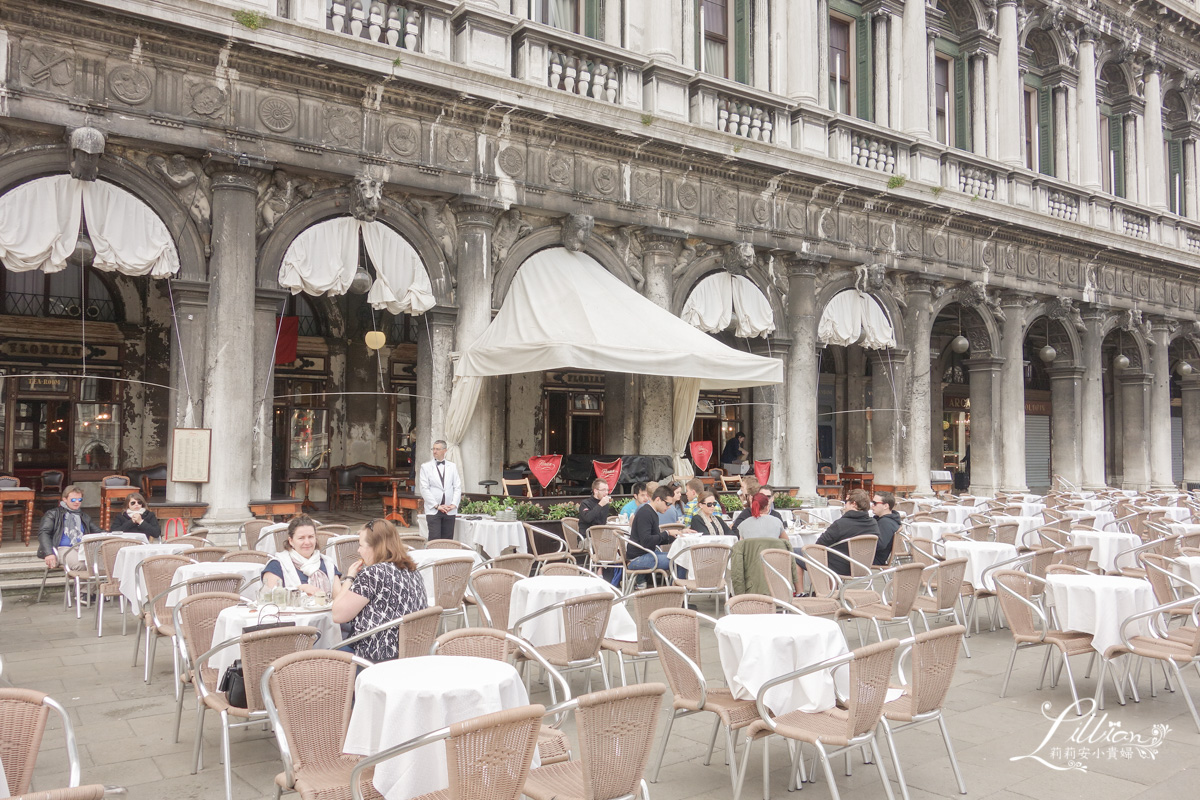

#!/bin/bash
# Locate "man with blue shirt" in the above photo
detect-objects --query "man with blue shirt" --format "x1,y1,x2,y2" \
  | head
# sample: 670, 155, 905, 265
620, 482, 650, 517
37, 485, 100, 570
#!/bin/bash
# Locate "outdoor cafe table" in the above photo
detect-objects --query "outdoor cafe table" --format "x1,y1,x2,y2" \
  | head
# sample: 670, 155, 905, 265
715, 613, 850, 716
666, 533, 736, 577
209, 604, 341, 680
932, 505, 977, 526
343, 655, 531, 800
805, 507, 843, 526
1169, 523, 1200, 538
508, 575, 636, 647
454, 517, 527, 557
943, 540, 1018, 591
164, 561, 262, 607
1068, 529, 1141, 573
1143, 505, 1193, 523
112, 542, 194, 607
1044, 574, 1155, 656
1062, 509, 1117, 531
990, 515, 1043, 548
788, 527, 823, 550
1171, 556, 1200, 588
907, 521, 963, 543
409, 549, 484, 603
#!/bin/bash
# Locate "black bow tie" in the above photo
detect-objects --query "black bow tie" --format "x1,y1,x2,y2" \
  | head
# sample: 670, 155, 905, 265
436, 461, 445, 467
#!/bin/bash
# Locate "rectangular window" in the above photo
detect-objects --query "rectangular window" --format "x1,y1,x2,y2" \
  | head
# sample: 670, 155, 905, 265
934, 56, 952, 145
533, 0, 580, 33
829, 16, 852, 115
701, 0, 729, 79
1103, 111, 1125, 198
1024, 88, 1037, 170
1167, 136, 1184, 215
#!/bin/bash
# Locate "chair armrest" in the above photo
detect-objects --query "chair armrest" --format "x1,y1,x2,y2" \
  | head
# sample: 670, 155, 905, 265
192, 635, 244, 700
1119, 596, 1200, 649
350, 725, 455, 800
526, 524, 569, 554
509, 597, 571, 634
336, 605, 445, 658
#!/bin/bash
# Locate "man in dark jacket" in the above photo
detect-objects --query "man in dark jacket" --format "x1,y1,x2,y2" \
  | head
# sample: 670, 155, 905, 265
815, 489, 881, 576
578, 479, 615, 536
627, 486, 676, 585
871, 491, 902, 566
37, 485, 100, 570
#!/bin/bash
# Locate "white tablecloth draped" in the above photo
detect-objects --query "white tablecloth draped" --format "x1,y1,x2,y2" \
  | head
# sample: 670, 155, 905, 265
1172, 556, 1200, 590
112, 542, 193, 607
1062, 509, 1117, 531
455, 518, 527, 556
409, 549, 484, 604
907, 521, 964, 543
1142, 505, 1192, 523
253, 523, 290, 554
805, 507, 844, 525
936, 506, 978, 526
1068, 530, 1141, 573
788, 529, 823, 551
1045, 575, 1155, 656
164, 562, 262, 608
715, 614, 850, 716
343, 656, 531, 800
508, 574, 634, 646
1015, 502, 1047, 517
943, 540, 1018, 591
666, 534, 736, 577
990, 515, 1044, 548
209, 605, 342, 679
1169, 523, 1200, 538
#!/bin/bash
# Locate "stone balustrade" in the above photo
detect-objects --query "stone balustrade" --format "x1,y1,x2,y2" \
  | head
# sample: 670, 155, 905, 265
327, 1, 421, 50
689, 76, 790, 146
828, 117, 912, 176
1119, 207, 1151, 239
513, 21, 647, 109
1046, 189, 1081, 222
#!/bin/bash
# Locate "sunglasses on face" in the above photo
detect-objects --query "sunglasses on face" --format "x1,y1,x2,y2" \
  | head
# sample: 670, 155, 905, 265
127, 502, 142, 508
66, 497, 83, 503
702, 502, 719, 507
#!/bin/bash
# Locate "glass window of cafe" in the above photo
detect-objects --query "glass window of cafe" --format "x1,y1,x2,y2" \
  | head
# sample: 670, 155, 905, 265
2, 373, 120, 478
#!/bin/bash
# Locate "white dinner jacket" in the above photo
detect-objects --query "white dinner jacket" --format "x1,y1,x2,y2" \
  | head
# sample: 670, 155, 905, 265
419, 458, 462, 514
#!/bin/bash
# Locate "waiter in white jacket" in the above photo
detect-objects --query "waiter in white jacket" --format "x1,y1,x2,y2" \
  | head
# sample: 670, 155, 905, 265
420, 439, 462, 540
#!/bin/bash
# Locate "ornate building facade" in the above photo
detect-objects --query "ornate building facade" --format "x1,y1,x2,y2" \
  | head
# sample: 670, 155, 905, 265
3, 0, 1200, 531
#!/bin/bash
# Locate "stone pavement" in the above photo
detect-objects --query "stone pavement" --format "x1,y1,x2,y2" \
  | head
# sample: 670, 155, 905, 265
3, 586, 1200, 799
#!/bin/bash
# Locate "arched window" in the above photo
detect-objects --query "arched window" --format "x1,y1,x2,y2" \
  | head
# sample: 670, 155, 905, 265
0, 263, 122, 323
1099, 62, 1131, 198
1022, 28, 1060, 176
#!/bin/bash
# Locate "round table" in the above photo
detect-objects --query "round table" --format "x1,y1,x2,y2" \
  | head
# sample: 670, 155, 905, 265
1143, 505, 1192, 523
1068, 529, 1141, 573
1045, 574, 1155, 656
164, 562, 262, 608
1061, 509, 1116, 531
907, 521, 964, 543
508, 575, 635, 646
409, 549, 484, 604
253, 523, 290, 554
714, 613, 850, 716
454, 517, 527, 557
933, 506, 977, 526
665, 533, 736, 577
1169, 522, 1200, 538
942, 540, 1018, 591
209, 604, 342, 679
788, 528, 823, 551
112, 542, 194, 607
342, 655, 531, 800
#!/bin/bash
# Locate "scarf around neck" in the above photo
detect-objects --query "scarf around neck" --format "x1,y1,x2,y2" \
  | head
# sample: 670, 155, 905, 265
289, 547, 323, 577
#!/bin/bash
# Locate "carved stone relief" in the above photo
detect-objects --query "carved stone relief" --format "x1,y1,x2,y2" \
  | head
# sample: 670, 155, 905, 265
591, 163, 618, 197
497, 146, 525, 177
386, 122, 419, 157
676, 181, 700, 212
750, 199, 770, 226
324, 106, 362, 146
722, 243, 757, 274
21, 43, 75, 88
786, 203, 806, 232
408, 198, 457, 263
846, 215, 868, 248
258, 170, 314, 238
604, 226, 646, 287
146, 153, 211, 245
350, 171, 382, 222
68, 127, 105, 182
107, 64, 152, 105
547, 153, 573, 187
1046, 297, 1085, 331
186, 82, 228, 119
443, 129, 473, 164
258, 96, 297, 133
492, 209, 531, 263
632, 171, 660, 206
561, 213, 594, 252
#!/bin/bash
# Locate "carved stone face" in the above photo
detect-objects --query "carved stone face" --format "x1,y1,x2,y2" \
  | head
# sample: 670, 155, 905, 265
351, 174, 382, 222
562, 214, 594, 252
68, 127, 106, 181
724, 242, 756, 274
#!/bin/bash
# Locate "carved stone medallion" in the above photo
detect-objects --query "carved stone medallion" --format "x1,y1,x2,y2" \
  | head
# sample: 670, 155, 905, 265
108, 65, 152, 105
592, 165, 617, 196
547, 154, 572, 186
257, 97, 296, 132
386, 123, 418, 156
324, 106, 361, 146
497, 146, 525, 176
444, 130, 472, 163
22, 45, 74, 87
188, 83, 227, 119
633, 172, 659, 204
713, 189, 736, 220
677, 182, 699, 211
752, 199, 769, 225
786, 204, 805, 230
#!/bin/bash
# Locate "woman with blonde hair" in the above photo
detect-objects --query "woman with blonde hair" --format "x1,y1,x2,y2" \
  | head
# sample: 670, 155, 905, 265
332, 518, 428, 662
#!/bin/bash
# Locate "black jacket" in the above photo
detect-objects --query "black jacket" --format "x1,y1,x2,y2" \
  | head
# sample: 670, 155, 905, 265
37, 505, 101, 559
815, 509, 881, 576
628, 504, 673, 562
578, 497, 613, 535
112, 510, 162, 539
689, 513, 733, 537
873, 511, 902, 565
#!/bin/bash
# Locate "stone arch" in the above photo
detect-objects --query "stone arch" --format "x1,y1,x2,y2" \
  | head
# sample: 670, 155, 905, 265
1169, 326, 1200, 360
493, 225, 636, 309
1023, 27, 1066, 70
936, 0, 990, 38
1098, 60, 1136, 100
814, 273, 908, 351
1099, 315, 1151, 370
0, 146, 207, 282
929, 292, 1002, 357
256, 190, 452, 305
1164, 89, 1193, 127
1021, 305, 1083, 366
669, 252, 786, 324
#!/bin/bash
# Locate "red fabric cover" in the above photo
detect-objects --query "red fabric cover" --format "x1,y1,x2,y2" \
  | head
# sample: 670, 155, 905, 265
592, 458, 622, 493
689, 441, 713, 473
528, 454, 562, 488
275, 316, 299, 365
753, 460, 771, 485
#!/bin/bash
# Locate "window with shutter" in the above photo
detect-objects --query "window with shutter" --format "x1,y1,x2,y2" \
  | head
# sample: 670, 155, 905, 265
934, 56, 951, 145
829, 16, 852, 114
733, 0, 750, 85
1168, 137, 1184, 215
954, 55, 969, 150
1037, 87, 1054, 176
1108, 113, 1125, 198
699, 0, 729, 78
583, 0, 601, 39
855, 14, 872, 121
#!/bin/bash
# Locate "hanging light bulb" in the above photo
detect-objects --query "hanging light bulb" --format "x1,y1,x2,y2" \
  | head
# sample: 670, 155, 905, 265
1178, 361, 1194, 377
364, 330, 386, 350
1114, 353, 1130, 370
950, 335, 970, 354
1039, 344, 1057, 363
349, 266, 372, 294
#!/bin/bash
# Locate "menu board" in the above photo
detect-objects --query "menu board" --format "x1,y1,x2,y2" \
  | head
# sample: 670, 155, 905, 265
171, 428, 212, 484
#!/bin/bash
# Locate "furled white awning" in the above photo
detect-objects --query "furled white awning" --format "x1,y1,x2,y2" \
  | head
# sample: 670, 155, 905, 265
817, 289, 896, 349
680, 272, 776, 338
0, 175, 179, 277
278, 217, 435, 315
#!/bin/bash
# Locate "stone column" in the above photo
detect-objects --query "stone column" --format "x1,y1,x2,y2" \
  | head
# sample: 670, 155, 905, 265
888, 8, 903, 132
997, 295, 1029, 492
752, 0, 769, 89
970, 54, 987, 156
1145, 65, 1168, 211
249, 289, 287, 501
750, 338, 789, 467
996, 0, 1021, 165
1078, 307, 1107, 489
199, 169, 260, 536
872, 11, 889, 125
639, 234, 678, 458
1123, 112, 1139, 201
1181, 374, 1200, 488
1077, 31, 1100, 190
965, 356, 1002, 497
816, 0, 829, 108
786, 0, 820, 102
782, 255, 827, 498
904, 279, 935, 495
165, 280, 209, 502
845, 345, 868, 472
930, 354, 944, 472
1118, 371, 1151, 491
1148, 318, 1175, 488
901, 0, 930, 137
1053, 87, 1069, 179
451, 200, 500, 489
1046, 365, 1083, 488
645, 0, 680, 62
416, 307, 457, 469
870, 349, 908, 486
985, 52, 999, 159
1185, 137, 1199, 220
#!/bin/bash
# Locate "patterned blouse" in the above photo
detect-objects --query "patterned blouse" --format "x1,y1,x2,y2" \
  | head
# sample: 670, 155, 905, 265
348, 562, 428, 662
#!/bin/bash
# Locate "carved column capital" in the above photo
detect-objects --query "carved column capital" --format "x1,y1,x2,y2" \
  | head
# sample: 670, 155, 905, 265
783, 252, 831, 278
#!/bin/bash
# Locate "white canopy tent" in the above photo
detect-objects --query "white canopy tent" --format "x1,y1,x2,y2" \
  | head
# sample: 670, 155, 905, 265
817, 289, 896, 349
680, 272, 776, 338
449, 247, 784, 477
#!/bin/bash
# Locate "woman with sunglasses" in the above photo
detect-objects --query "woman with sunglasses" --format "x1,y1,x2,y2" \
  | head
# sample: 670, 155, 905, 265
688, 491, 733, 536
111, 492, 161, 539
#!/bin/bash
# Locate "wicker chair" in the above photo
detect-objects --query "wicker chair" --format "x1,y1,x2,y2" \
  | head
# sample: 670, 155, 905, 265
171, 591, 244, 743
992, 570, 1095, 710
349, 704, 546, 800
337, 604, 444, 662
761, 549, 843, 619
317, 523, 351, 537
399, 533, 427, 550
95, 538, 140, 635
601, 586, 685, 686
416, 555, 476, 631
1139, 553, 1200, 623
586, 526, 626, 583
617, 534, 671, 594
522, 683, 666, 800
468, 568, 525, 631
220, 550, 272, 565
69, 535, 118, 619
726, 593, 804, 615
910, 558, 972, 657
734, 638, 900, 800
845, 535, 880, 577
0, 688, 126, 798
483, 552, 536, 576
843, 562, 926, 642
261, 649, 381, 800
168, 533, 212, 548
325, 535, 361, 574
131, 553, 194, 684
669, 541, 731, 613
560, 516, 589, 565
801, 544, 883, 610
510, 592, 614, 690
426, 539, 473, 551
523, 522, 573, 572
180, 546, 229, 563
241, 519, 271, 551
992, 522, 1019, 547
539, 561, 595, 577
1051, 544, 1093, 570
648, 608, 760, 794
254, 523, 289, 552
192, 626, 321, 800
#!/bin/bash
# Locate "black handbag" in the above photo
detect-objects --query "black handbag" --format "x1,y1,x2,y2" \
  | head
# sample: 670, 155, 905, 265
243, 604, 296, 635
218, 660, 248, 708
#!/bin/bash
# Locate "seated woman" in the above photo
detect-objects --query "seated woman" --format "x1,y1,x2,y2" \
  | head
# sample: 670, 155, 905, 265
332, 518, 428, 662
262, 515, 339, 595
689, 491, 733, 536
111, 492, 161, 539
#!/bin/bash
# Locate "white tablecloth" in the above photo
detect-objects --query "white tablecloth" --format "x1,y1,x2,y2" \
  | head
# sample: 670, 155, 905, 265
508, 575, 635, 646
343, 655, 531, 800
908, 521, 963, 543
666, 534, 736, 577
82, 531, 149, 545
1015, 502, 1047, 517
1171, 556, 1200, 590
943, 540, 1018, 591
936, 506, 978, 526
112, 542, 194, 607
1068, 530, 1142, 573
209, 605, 342, 678
1062, 509, 1116, 531
806, 507, 844, 525
1079, 499, 1112, 512
1169, 523, 1200, 538
991, 515, 1044, 548
455, 518, 527, 556
788, 529, 823, 551
1143, 505, 1192, 523
715, 614, 850, 716
164, 562, 262, 608
409, 549, 484, 604
1045, 575, 1155, 655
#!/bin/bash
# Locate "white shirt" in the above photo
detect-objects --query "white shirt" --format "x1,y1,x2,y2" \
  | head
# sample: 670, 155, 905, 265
419, 458, 462, 514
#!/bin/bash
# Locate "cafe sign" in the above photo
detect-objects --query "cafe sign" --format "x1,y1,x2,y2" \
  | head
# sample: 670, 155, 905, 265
0, 341, 119, 361
18, 375, 70, 393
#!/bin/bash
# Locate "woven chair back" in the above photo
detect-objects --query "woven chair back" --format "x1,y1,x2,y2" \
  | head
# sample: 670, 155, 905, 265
429, 556, 475, 609
242, 519, 271, 550
1140, 553, 1179, 605
171, 534, 211, 549
221, 550, 272, 565
687, 543, 730, 590
992, 523, 1018, 546
184, 574, 243, 597
908, 625, 965, 716
239, 626, 320, 711
931, 558, 968, 610
326, 536, 361, 574
727, 594, 777, 615
142, 554, 193, 620
97, 538, 137, 585
396, 605, 444, 658
927, 509, 949, 523
268, 650, 357, 768
965, 524, 991, 542
175, 592, 243, 687
761, 548, 797, 602
626, 586, 685, 651
469, 569, 524, 631
576, 683, 665, 799
399, 534, 427, 550
539, 562, 591, 577
182, 547, 228, 563
1036, 527, 1069, 549
800, 545, 840, 595
1051, 545, 1091, 569
844, 638, 899, 739
561, 593, 613, 662
443, 704, 545, 800
906, 538, 939, 569
561, 517, 582, 552
648, 608, 703, 701
0, 688, 52, 795
83, 536, 119, 579
845, 535, 877, 577
434, 627, 509, 660
587, 526, 624, 566
888, 563, 927, 617
1069, 515, 1097, 530
993, 570, 1041, 638
427, 539, 472, 550
491, 553, 535, 576
1029, 548, 1056, 579
317, 524, 351, 537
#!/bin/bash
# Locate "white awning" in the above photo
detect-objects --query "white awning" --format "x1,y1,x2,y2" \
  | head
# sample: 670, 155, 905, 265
456, 248, 783, 389
681, 272, 776, 338
817, 289, 896, 349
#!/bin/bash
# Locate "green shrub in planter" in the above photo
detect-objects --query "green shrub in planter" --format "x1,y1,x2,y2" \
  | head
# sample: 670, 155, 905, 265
514, 502, 546, 521
546, 502, 578, 521
719, 494, 744, 513
772, 493, 802, 509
